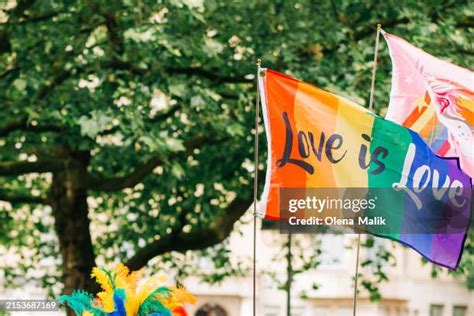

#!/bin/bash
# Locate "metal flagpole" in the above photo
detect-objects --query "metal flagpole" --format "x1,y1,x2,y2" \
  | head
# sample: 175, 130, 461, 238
253, 58, 262, 316
369, 24, 382, 112
352, 234, 362, 316
286, 232, 292, 316
353, 24, 382, 316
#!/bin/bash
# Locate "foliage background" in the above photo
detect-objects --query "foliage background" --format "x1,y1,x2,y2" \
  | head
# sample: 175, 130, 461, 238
0, 0, 473, 299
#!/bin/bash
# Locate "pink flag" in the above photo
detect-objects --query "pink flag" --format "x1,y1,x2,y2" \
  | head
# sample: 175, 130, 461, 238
382, 31, 474, 178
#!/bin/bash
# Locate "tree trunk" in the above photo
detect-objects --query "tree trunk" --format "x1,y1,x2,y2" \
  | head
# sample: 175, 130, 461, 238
49, 151, 98, 299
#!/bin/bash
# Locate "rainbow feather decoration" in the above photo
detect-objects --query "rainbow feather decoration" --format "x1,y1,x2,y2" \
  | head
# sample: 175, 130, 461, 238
59, 263, 196, 316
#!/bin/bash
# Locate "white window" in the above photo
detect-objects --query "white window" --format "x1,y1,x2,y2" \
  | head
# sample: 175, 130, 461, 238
291, 306, 305, 316
319, 235, 345, 268
453, 306, 467, 316
429, 304, 443, 316
263, 305, 279, 316
310, 307, 331, 315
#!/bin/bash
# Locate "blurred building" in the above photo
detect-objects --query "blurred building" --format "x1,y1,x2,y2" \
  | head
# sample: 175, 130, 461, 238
186, 216, 474, 316
1, 214, 472, 316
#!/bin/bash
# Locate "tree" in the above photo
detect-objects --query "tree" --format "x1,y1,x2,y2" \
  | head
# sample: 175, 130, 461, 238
0, 0, 473, 300
262, 232, 322, 316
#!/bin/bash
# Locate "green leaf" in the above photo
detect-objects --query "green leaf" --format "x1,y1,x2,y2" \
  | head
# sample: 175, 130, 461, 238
13, 79, 27, 91
190, 95, 205, 108
225, 123, 244, 136
165, 138, 185, 152
169, 83, 186, 97
78, 111, 113, 138
171, 163, 185, 179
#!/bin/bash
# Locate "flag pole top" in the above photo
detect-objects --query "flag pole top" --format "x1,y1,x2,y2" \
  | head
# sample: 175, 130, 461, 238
377, 23, 382, 30
256, 58, 262, 66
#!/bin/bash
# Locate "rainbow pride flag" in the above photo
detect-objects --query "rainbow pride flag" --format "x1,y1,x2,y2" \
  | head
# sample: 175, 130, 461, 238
382, 31, 473, 178
259, 69, 472, 269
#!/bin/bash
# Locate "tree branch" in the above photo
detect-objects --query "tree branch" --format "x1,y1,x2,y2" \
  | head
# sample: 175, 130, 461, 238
18, 10, 69, 24
149, 103, 181, 122
87, 135, 210, 191
352, 17, 410, 41
104, 59, 251, 84
0, 188, 47, 204
126, 196, 252, 270
0, 159, 65, 176
0, 115, 28, 136
169, 66, 251, 84
9, 0, 37, 18
0, 114, 65, 137
35, 68, 73, 100
0, 29, 11, 54
456, 15, 474, 28
102, 12, 124, 55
